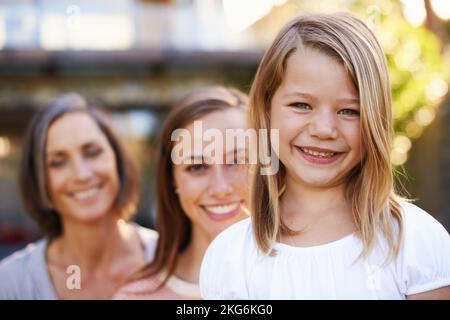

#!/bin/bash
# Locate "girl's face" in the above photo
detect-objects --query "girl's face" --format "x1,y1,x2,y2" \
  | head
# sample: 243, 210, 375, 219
46, 112, 120, 223
173, 108, 249, 241
270, 48, 363, 189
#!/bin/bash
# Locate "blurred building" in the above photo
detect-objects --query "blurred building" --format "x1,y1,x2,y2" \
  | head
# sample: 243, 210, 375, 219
0, 0, 449, 259
0, 0, 267, 258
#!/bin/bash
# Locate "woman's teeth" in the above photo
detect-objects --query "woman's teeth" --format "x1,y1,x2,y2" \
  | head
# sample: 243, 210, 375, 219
72, 187, 100, 200
204, 203, 240, 215
300, 147, 336, 158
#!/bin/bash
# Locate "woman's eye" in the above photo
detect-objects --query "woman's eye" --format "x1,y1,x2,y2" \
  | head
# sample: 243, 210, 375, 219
288, 102, 312, 110
236, 156, 248, 164
227, 156, 248, 166
186, 164, 207, 172
85, 147, 103, 158
338, 108, 360, 116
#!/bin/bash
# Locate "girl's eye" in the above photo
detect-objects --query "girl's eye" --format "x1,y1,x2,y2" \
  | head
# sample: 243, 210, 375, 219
338, 108, 360, 116
288, 102, 312, 110
186, 164, 207, 172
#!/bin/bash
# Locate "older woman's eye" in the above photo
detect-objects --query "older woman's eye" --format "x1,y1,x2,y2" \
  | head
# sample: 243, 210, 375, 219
48, 158, 66, 168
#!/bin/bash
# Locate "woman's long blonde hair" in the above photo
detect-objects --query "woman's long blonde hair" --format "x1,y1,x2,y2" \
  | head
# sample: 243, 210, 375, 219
249, 13, 403, 262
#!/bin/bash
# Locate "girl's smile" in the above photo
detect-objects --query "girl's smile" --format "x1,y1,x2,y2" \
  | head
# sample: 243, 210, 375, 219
295, 146, 343, 165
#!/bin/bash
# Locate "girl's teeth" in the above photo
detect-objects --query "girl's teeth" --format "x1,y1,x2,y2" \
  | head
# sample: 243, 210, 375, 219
301, 148, 335, 158
73, 187, 100, 200
204, 203, 240, 215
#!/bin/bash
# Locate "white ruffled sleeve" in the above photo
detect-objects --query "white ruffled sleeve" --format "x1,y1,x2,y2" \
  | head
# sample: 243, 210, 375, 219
399, 202, 450, 296
200, 218, 253, 299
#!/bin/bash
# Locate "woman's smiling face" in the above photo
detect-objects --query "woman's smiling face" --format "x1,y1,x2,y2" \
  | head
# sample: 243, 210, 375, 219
46, 112, 120, 223
172, 107, 249, 241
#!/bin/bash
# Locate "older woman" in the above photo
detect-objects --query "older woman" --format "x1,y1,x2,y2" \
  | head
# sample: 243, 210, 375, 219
0, 93, 157, 299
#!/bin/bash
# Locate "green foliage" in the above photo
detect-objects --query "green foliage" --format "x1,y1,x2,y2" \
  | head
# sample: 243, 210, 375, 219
348, 0, 449, 164
353, 0, 449, 137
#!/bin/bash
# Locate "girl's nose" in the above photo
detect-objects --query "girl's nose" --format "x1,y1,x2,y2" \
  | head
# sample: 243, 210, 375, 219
308, 109, 338, 139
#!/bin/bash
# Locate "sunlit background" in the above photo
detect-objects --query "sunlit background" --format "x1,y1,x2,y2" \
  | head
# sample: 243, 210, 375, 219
0, 0, 449, 259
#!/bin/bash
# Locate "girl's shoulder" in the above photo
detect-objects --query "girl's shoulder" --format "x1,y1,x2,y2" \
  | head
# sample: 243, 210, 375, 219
200, 218, 256, 299
208, 217, 254, 250
201, 217, 255, 269
399, 201, 449, 242
396, 201, 450, 295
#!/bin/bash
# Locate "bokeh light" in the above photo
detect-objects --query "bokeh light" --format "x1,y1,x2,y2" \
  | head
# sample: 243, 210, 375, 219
0, 136, 11, 158
391, 148, 408, 166
393, 135, 412, 154
405, 121, 424, 139
431, 0, 450, 20
425, 77, 449, 102
414, 106, 436, 126
400, 0, 426, 26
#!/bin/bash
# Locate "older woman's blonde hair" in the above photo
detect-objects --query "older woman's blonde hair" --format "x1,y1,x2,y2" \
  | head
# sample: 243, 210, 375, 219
249, 12, 403, 262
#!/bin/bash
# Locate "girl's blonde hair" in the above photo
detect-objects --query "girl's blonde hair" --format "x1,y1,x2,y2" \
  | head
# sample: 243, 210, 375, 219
249, 13, 403, 261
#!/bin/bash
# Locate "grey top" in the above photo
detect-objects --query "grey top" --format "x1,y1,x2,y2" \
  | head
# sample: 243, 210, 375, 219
0, 224, 158, 300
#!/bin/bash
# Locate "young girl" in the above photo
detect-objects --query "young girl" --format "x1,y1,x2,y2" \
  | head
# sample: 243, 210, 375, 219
199, 13, 450, 299
114, 86, 249, 299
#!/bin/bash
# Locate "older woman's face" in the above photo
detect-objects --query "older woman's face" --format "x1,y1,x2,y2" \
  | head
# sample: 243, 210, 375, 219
172, 108, 249, 242
45, 112, 119, 224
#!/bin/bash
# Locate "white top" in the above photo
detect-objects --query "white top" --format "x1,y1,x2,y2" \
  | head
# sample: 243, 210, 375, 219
200, 202, 450, 299
0, 224, 158, 300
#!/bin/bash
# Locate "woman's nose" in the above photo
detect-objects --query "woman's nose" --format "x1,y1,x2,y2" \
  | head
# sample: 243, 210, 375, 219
208, 166, 233, 198
71, 158, 93, 181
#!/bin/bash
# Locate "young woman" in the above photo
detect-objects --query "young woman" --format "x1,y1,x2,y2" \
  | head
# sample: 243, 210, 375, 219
200, 13, 450, 299
114, 86, 250, 299
0, 93, 158, 299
